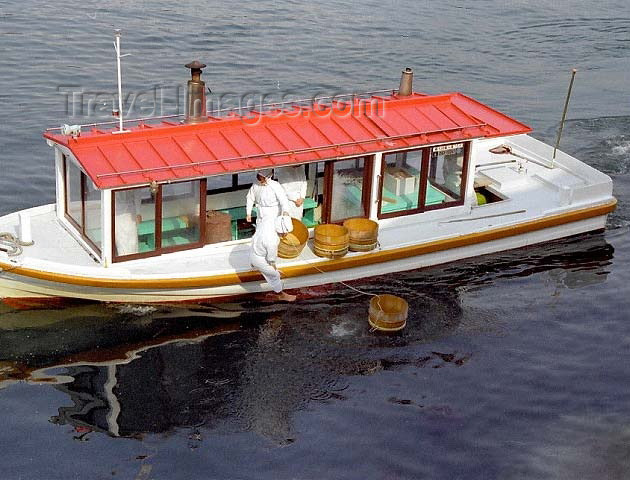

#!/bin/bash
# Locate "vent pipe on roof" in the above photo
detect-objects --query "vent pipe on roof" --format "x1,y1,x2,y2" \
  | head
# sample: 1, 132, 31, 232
185, 60, 208, 124
397, 67, 413, 96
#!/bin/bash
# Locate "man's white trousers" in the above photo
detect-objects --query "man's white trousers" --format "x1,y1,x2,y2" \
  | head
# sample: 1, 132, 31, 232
249, 252, 283, 293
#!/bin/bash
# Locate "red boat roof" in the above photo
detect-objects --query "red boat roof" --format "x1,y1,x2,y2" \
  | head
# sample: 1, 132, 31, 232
44, 92, 531, 189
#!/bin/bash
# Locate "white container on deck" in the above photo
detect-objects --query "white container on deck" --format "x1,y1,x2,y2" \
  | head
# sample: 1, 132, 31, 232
18, 212, 32, 245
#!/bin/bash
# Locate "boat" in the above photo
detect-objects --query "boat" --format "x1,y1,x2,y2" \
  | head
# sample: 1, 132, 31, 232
0, 54, 616, 306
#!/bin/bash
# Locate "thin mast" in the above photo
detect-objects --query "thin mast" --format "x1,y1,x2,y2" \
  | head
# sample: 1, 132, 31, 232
113, 30, 129, 134
552, 68, 577, 167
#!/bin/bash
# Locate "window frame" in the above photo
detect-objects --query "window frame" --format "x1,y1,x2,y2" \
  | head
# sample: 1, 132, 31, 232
377, 142, 470, 219
323, 155, 374, 224
159, 179, 207, 255
111, 179, 207, 263
423, 141, 470, 212
63, 155, 102, 255
63, 154, 84, 231
377, 147, 428, 220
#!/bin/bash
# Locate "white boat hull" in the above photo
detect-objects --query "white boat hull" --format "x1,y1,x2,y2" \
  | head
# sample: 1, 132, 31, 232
0, 211, 610, 304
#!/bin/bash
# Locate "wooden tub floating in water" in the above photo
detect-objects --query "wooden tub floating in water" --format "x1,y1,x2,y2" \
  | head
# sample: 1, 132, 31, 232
368, 294, 408, 332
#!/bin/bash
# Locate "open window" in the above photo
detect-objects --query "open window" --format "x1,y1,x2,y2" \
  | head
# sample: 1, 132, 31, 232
203, 165, 326, 244
204, 171, 280, 243
302, 162, 325, 227
204, 173, 251, 243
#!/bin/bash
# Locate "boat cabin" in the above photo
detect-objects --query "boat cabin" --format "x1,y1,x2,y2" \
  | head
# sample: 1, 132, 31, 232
43, 66, 530, 266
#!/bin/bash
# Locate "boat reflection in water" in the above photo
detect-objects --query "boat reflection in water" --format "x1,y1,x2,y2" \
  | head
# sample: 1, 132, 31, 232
0, 232, 614, 442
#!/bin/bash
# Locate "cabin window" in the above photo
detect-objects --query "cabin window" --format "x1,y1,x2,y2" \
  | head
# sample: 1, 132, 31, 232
325, 156, 373, 223
113, 187, 156, 257
379, 149, 423, 216
203, 165, 325, 243
65, 158, 83, 227
62, 155, 102, 255
84, 178, 102, 250
377, 142, 470, 218
427, 143, 466, 208
205, 174, 253, 243
204, 173, 259, 243
208, 173, 233, 192
302, 162, 324, 227
275, 164, 323, 227
112, 179, 206, 262
161, 182, 202, 249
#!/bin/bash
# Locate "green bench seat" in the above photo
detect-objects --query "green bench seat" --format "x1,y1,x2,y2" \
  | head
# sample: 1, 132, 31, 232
136, 215, 197, 252
137, 216, 189, 236
346, 181, 446, 214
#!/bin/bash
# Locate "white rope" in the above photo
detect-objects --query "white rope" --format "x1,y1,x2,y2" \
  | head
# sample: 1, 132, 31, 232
308, 262, 378, 298
278, 234, 377, 296
0, 232, 22, 257
0, 232, 32, 257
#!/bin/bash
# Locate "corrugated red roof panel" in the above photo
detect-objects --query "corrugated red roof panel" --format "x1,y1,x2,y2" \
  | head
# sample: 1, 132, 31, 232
44, 92, 531, 189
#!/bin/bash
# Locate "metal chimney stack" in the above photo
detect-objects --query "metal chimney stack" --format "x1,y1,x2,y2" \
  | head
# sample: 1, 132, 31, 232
185, 60, 208, 124
397, 67, 414, 96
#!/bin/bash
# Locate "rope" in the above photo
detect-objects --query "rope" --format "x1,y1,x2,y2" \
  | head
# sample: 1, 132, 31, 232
278, 232, 390, 333
0, 232, 33, 257
308, 262, 378, 298
278, 231, 377, 297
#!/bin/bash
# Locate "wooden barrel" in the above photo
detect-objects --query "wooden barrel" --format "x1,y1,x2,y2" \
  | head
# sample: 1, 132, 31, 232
368, 294, 408, 332
205, 210, 232, 244
343, 218, 379, 252
313, 224, 349, 258
277, 217, 309, 259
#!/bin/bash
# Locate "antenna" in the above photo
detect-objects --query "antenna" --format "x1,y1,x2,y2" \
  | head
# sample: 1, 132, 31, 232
113, 29, 131, 134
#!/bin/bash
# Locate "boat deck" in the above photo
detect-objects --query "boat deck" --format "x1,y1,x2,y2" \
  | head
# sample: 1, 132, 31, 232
1, 206, 98, 266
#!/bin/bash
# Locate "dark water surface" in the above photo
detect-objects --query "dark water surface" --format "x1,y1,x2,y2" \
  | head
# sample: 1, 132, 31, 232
1, 1, 629, 479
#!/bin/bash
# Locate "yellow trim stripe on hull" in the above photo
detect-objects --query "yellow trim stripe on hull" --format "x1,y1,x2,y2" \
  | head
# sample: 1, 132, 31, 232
0, 200, 617, 290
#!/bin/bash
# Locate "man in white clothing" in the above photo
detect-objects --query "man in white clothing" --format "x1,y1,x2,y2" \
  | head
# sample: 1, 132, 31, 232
249, 215, 297, 302
275, 165, 307, 219
246, 169, 290, 224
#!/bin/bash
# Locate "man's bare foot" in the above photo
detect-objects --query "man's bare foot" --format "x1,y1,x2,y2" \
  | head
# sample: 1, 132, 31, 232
277, 291, 297, 302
